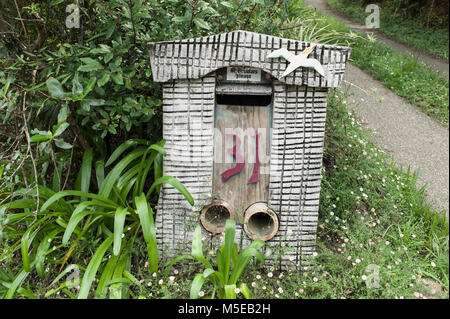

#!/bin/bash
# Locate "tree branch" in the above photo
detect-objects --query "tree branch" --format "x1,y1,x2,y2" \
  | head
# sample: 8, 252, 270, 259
13, 0, 27, 37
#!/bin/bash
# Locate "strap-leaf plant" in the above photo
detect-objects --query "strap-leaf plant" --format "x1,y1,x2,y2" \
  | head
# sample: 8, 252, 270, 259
165, 219, 266, 299
0, 139, 193, 299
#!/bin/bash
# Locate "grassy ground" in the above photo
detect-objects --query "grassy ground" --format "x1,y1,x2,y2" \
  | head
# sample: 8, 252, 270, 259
101, 90, 450, 299
327, 0, 449, 60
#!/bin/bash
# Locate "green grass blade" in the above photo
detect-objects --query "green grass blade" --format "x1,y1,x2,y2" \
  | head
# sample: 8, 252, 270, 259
120, 177, 137, 201
77, 235, 114, 299
113, 207, 127, 256
146, 202, 158, 273
95, 159, 105, 190
135, 194, 158, 273
191, 225, 212, 269
187, 268, 219, 299
190, 273, 206, 299
21, 232, 30, 273
94, 254, 119, 298
4, 268, 30, 299
1, 199, 36, 210
216, 248, 223, 281
45, 264, 83, 298
147, 175, 194, 206
105, 139, 151, 167
20, 215, 58, 272
239, 282, 252, 299
154, 153, 163, 195
49, 264, 84, 286
61, 288, 76, 299
137, 140, 166, 195
134, 148, 151, 198
229, 247, 265, 285
116, 163, 141, 199
80, 149, 93, 199
36, 229, 62, 278
117, 164, 141, 189
123, 270, 140, 286
45, 279, 79, 298
147, 143, 166, 157
4, 284, 38, 299
109, 253, 128, 299
231, 243, 238, 268
63, 202, 112, 244
224, 284, 237, 299
222, 219, 236, 284
100, 149, 146, 198
41, 190, 118, 212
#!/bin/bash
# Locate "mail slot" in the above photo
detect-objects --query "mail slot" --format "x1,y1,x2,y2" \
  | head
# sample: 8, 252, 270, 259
212, 66, 275, 241
149, 30, 351, 268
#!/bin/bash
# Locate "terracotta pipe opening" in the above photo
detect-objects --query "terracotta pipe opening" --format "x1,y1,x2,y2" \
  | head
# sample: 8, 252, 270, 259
243, 202, 279, 241
200, 200, 234, 234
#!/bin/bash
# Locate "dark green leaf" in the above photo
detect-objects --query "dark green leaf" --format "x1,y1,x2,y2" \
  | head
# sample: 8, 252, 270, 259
111, 72, 123, 85
83, 77, 97, 96
98, 73, 110, 87
72, 73, 83, 96
30, 134, 50, 142
54, 138, 72, 149
53, 122, 69, 137
78, 58, 103, 72
193, 18, 211, 30
77, 235, 114, 299
46, 77, 68, 99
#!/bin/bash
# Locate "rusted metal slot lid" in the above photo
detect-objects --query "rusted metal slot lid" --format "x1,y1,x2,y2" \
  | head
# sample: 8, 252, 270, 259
200, 200, 235, 234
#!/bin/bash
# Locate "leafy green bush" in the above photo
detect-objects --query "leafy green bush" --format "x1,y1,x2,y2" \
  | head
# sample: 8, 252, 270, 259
0, 0, 285, 193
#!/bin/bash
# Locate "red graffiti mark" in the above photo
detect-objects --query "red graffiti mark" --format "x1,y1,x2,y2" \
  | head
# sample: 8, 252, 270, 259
247, 133, 261, 185
220, 134, 244, 182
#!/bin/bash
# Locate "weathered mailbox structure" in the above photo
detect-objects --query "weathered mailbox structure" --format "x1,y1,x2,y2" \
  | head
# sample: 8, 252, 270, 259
149, 30, 350, 268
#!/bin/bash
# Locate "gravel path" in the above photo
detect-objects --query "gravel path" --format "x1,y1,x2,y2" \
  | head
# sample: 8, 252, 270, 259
305, 0, 449, 217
